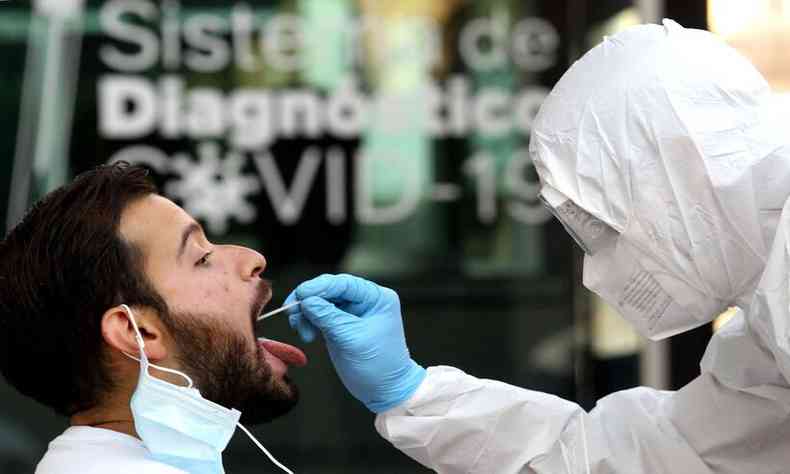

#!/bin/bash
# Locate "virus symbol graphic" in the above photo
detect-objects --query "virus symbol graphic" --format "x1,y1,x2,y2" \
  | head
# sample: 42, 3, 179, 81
165, 142, 261, 235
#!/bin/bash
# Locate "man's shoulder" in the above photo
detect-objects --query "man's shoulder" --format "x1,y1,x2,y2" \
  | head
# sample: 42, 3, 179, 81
34, 427, 187, 474
36, 455, 187, 474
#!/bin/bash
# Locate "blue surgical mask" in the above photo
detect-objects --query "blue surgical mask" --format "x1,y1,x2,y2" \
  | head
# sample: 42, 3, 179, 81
120, 304, 293, 474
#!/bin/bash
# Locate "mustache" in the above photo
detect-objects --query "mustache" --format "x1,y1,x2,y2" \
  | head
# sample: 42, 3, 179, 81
259, 278, 273, 300
251, 278, 273, 324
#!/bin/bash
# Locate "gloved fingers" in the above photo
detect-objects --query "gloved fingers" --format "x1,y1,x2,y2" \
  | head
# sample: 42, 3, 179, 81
285, 290, 318, 343
341, 285, 401, 320
293, 274, 335, 300
283, 290, 298, 311
295, 274, 381, 310
299, 296, 360, 345
288, 311, 319, 343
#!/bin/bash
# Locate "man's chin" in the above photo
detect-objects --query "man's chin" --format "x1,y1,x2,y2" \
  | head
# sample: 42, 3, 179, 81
165, 307, 300, 425
238, 377, 300, 425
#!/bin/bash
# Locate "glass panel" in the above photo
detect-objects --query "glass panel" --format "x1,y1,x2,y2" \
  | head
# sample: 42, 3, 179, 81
0, 1, 643, 471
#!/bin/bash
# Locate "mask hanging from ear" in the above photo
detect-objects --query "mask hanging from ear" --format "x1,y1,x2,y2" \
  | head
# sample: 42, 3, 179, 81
120, 304, 293, 474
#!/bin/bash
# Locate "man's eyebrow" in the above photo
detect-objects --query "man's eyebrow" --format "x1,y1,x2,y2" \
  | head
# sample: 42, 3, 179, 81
177, 222, 203, 262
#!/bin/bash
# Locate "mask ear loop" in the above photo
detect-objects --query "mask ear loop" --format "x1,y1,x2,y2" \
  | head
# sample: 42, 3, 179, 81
121, 305, 293, 473
119, 304, 194, 389
236, 423, 294, 474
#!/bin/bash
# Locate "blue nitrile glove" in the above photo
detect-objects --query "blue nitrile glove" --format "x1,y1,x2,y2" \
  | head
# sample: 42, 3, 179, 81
284, 274, 426, 413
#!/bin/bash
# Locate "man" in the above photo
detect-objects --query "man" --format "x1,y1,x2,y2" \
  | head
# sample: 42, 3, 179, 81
286, 21, 790, 473
0, 163, 306, 473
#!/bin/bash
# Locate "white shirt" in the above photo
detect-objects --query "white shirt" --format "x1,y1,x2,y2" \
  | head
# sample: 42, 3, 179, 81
35, 426, 186, 474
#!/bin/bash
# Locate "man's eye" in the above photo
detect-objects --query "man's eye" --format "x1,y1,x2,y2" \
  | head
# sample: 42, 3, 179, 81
196, 252, 213, 267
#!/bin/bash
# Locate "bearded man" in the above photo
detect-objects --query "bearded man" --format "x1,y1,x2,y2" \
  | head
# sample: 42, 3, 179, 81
0, 162, 307, 474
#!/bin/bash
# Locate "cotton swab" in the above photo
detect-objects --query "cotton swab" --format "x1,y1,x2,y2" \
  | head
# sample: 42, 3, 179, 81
257, 301, 301, 322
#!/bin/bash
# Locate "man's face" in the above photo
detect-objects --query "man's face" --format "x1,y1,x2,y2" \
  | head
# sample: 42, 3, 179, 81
119, 194, 300, 423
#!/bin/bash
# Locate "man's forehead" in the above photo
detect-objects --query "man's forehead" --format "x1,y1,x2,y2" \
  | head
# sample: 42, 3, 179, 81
119, 194, 191, 253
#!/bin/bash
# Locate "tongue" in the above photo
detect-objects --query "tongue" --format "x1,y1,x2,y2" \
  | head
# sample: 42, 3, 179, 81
259, 338, 308, 367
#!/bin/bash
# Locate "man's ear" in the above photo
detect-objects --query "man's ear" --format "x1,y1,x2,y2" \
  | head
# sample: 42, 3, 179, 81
101, 305, 168, 362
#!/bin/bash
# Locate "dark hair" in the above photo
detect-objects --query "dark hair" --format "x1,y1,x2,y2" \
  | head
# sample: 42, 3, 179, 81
0, 162, 169, 416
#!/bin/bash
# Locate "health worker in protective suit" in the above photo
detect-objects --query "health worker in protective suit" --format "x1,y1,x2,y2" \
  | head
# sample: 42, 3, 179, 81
286, 20, 790, 473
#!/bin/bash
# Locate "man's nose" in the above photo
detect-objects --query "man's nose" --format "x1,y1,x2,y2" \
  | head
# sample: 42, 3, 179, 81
231, 246, 266, 280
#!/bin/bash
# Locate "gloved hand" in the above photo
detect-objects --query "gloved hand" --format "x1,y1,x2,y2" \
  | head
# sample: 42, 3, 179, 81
284, 274, 426, 413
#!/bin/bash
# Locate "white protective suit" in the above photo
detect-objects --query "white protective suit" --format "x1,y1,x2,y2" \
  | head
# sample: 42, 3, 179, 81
375, 20, 790, 473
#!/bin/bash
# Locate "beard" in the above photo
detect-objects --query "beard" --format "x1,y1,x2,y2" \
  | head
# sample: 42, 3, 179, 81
165, 309, 299, 425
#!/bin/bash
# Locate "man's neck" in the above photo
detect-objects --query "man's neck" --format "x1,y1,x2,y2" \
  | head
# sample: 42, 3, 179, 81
70, 397, 139, 439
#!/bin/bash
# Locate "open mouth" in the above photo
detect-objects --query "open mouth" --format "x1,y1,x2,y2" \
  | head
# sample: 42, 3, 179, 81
250, 280, 308, 371
250, 280, 273, 327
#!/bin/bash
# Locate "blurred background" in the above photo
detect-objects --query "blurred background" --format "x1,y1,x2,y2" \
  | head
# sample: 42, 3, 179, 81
0, 0, 784, 472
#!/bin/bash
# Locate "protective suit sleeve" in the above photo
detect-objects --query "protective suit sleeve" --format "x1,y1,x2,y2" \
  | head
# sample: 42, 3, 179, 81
375, 366, 710, 474
375, 366, 593, 473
